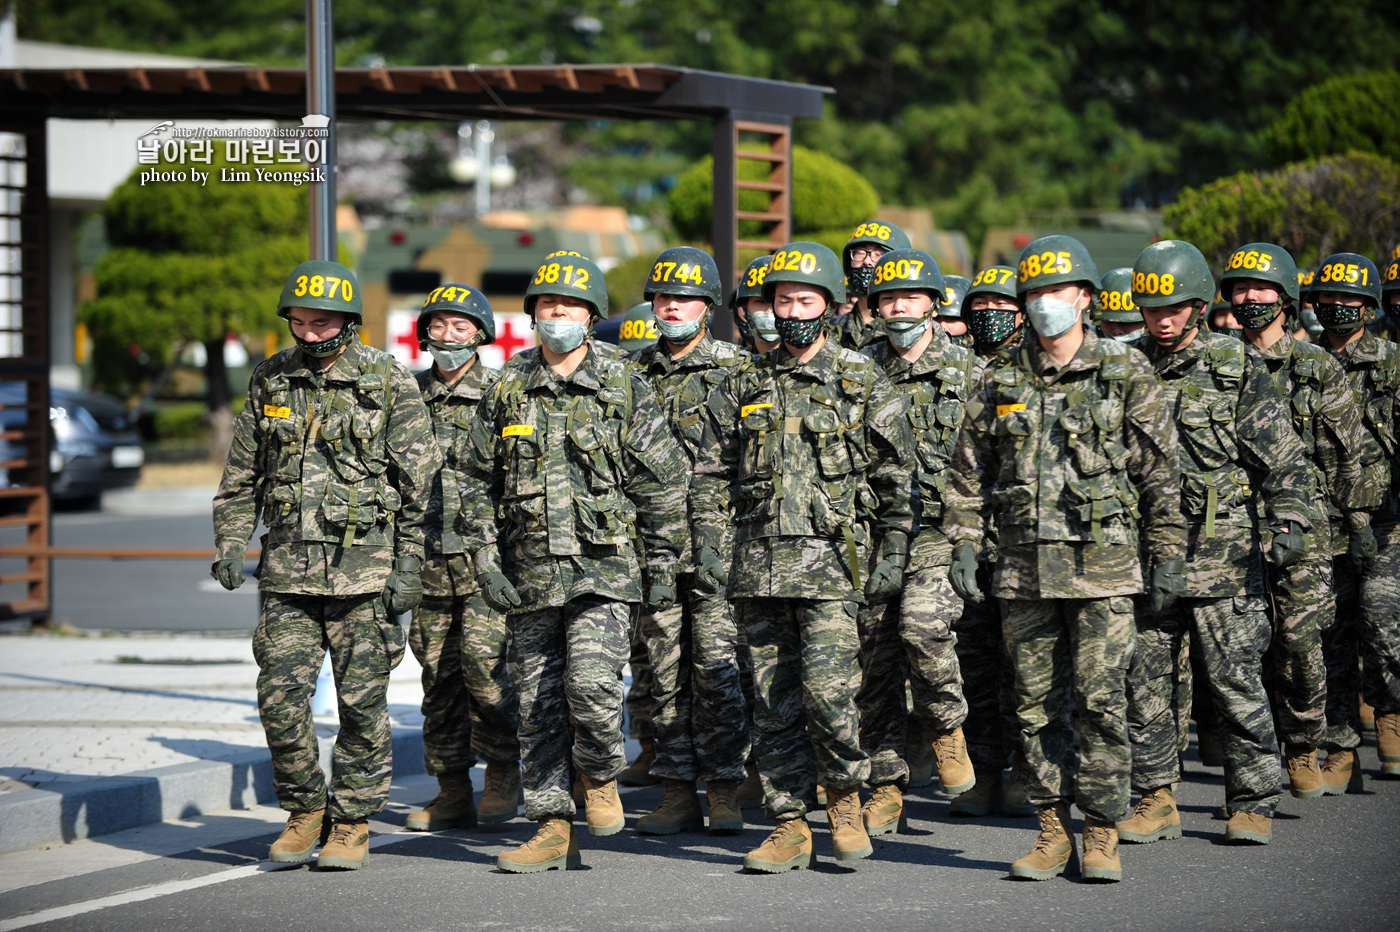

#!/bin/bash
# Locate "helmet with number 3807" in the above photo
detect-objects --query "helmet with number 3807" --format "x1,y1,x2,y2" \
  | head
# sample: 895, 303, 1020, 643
762, 241, 847, 307
1015, 235, 1101, 295
866, 248, 945, 303
525, 251, 610, 319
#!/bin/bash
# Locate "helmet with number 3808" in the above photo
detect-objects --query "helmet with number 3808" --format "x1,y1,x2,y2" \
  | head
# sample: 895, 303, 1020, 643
843, 221, 911, 296
866, 248, 945, 303
762, 241, 847, 306
1015, 235, 1101, 295
278, 259, 363, 322
1131, 240, 1215, 309
525, 251, 610, 319
643, 246, 723, 306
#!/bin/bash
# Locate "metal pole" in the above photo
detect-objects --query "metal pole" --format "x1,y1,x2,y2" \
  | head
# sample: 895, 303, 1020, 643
710, 114, 737, 342
306, 0, 336, 260
474, 120, 493, 217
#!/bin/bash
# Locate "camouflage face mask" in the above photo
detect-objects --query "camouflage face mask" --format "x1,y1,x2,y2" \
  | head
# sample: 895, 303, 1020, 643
1232, 298, 1282, 331
970, 309, 1020, 347
774, 313, 826, 348
847, 265, 875, 296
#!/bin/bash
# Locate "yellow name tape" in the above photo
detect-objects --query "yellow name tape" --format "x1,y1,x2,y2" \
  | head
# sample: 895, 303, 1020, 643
996, 403, 1026, 417
263, 405, 291, 418
502, 424, 534, 438
740, 403, 773, 418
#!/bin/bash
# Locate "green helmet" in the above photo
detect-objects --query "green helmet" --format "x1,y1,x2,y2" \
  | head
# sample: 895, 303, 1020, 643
1313, 252, 1381, 334
524, 250, 609, 319
938, 275, 972, 319
965, 266, 1022, 352
1015, 234, 1101, 295
617, 302, 660, 352
278, 260, 363, 323
967, 266, 1019, 303
762, 241, 846, 306
843, 221, 911, 296
1298, 267, 1316, 299
643, 246, 723, 306
416, 283, 495, 347
1097, 268, 1143, 323
867, 249, 945, 305
1383, 257, 1400, 316
1132, 240, 1215, 308
1219, 242, 1298, 330
731, 255, 773, 309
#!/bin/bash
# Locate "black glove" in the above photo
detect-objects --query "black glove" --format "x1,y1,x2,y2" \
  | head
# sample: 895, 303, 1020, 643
948, 542, 983, 603
478, 571, 521, 613
1269, 524, 1306, 569
694, 546, 729, 596
646, 584, 676, 610
1148, 557, 1186, 612
1349, 523, 1378, 570
210, 558, 244, 591
865, 552, 907, 602
383, 556, 423, 614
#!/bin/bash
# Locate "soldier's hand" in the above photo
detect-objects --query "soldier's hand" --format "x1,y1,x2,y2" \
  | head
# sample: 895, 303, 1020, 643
1269, 524, 1306, 569
865, 553, 906, 602
645, 584, 675, 610
948, 542, 983, 603
694, 546, 729, 595
384, 556, 423, 614
478, 572, 521, 613
1349, 523, 1378, 570
211, 558, 245, 591
1148, 557, 1186, 612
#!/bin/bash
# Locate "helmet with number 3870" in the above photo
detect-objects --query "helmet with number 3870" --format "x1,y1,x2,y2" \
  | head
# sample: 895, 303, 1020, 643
643, 246, 723, 306
1015, 234, 1101, 295
278, 259, 363, 322
762, 241, 847, 306
525, 250, 610, 319
843, 221, 911, 296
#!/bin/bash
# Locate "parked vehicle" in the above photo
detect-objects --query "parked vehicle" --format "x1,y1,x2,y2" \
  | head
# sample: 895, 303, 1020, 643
0, 384, 143, 507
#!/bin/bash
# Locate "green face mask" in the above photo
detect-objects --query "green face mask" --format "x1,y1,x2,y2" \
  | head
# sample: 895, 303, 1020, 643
295, 322, 356, 358
774, 313, 827, 348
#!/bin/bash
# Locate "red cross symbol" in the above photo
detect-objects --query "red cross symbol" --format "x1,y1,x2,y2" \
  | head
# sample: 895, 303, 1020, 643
495, 319, 529, 360
394, 325, 420, 362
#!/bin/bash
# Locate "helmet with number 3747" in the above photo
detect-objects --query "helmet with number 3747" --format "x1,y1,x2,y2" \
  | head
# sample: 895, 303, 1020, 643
278, 260, 363, 323
525, 250, 610, 319
1015, 235, 1101, 295
762, 241, 847, 306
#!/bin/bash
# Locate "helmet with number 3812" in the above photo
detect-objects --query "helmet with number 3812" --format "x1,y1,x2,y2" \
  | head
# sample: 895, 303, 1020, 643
525, 251, 610, 319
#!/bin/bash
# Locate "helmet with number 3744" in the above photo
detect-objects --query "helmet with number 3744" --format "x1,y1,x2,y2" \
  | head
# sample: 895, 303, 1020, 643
278, 260, 363, 323
762, 241, 847, 307
525, 250, 610, 319
643, 246, 723, 306
1015, 235, 1101, 295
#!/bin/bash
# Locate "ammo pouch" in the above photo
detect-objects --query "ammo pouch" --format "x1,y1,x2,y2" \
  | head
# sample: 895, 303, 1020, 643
322, 480, 401, 547
1180, 468, 1251, 538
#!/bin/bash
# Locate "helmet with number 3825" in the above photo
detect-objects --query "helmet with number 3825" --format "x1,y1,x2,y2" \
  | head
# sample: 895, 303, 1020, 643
525, 251, 610, 319
843, 221, 911, 296
1015, 235, 1101, 295
278, 259, 363, 322
643, 246, 723, 307
762, 241, 847, 307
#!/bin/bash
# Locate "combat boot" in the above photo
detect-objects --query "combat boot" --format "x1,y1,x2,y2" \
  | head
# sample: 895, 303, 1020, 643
1081, 818, 1122, 883
1225, 810, 1272, 844
619, 739, 661, 787
1321, 749, 1363, 796
1360, 698, 1376, 733
905, 721, 936, 788
950, 769, 1004, 818
406, 772, 477, 831
478, 760, 522, 824
497, 817, 581, 873
578, 772, 625, 836
861, 783, 906, 837
931, 726, 976, 795
825, 785, 873, 860
1009, 804, 1075, 880
316, 820, 370, 870
268, 808, 324, 863
815, 784, 828, 806
743, 818, 813, 872
1197, 729, 1225, 767
1117, 786, 1180, 843
1377, 713, 1400, 777
637, 779, 704, 835
1285, 746, 1325, 798
706, 780, 744, 834
737, 764, 764, 809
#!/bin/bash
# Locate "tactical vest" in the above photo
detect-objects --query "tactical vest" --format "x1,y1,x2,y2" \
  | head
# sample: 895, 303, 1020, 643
986, 339, 1138, 548
418, 366, 497, 557
1345, 338, 1400, 512
899, 350, 974, 526
647, 342, 744, 464
256, 349, 398, 549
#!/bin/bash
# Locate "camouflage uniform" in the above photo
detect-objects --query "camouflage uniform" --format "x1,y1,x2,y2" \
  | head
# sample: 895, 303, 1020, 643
856, 328, 979, 786
831, 310, 886, 353
412, 362, 519, 776
458, 340, 688, 820
631, 333, 752, 783
1130, 333, 1317, 817
691, 339, 916, 820
945, 331, 1185, 824
214, 339, 439, 819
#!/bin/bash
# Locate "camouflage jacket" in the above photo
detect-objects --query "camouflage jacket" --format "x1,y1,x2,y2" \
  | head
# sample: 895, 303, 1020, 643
214, 340, 440, 596
416, 360, 500, 597
1146, 332, 1318, 597
631, 332, 749, 573
690, 336, 917, 602
458, 343, 688, 610
1248, 331, 1374, 556
831, 307, 885, 352
1325, 330, 1400, 529
945, 330, 1185, 600
862, 327, 982, 571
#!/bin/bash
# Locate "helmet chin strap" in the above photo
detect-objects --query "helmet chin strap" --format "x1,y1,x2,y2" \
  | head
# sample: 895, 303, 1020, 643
1151, 302, 1203, 349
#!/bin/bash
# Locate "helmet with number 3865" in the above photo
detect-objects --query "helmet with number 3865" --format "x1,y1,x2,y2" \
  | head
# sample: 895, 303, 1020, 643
278, 259, 363, 322
1015, 235, 1101, 295
843, 221, 911, 296
1219, 243, 1299, 304
762, 241, 847, 306
525, 251, 610, 319
643, 246, 723, 307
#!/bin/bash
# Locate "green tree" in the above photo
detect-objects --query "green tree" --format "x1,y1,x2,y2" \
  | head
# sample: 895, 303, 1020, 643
80, 153, 307, 461
1262, 71, 1400, 166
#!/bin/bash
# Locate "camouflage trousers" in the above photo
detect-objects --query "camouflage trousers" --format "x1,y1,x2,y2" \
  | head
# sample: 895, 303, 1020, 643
1002, 596, 1135, 824
626, 608, 654, 741
408, 593, 519, 776
1129, 595, 1281, 816
1327, 530, 1400, 748
254, 592, 404, 820
638, 573, 750, 782
511, 596, 631, 820
736, 597, 868, 822
954, 582, 1017, 772
1263, 558, 1329, 748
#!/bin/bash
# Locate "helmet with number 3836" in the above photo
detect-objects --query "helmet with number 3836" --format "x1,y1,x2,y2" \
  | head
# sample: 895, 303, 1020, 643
525, 250, 610, 319
278, 259, 363, 322
1015, 235, 1101, 295
843, 221, 911, 296
762, 241, 847, 307
643, 246, 723, 307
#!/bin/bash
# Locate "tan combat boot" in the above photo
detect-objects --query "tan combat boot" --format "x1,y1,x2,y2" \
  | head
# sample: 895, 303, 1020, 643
1321, 749, 1362, 796
316, 820, 370, 870
1225, 810, 1272, 844
268, 808, 324, 863
931, 726, 976, 795
1081, 818, 1122, 882
950, 769, 1004, 818
406, 772, 477, 831
1010, 804, 1076, 880
1360, 698, 1376, 733
826, 785, 873, 861
861, 783, 906, 837
815, 784, 828, 806
905, 721, 936, 788
1377, 713, 1400, 777
619, 739, 661, 786
578, 773, 625, 836
497, 817, 581, 873
1285, 746, 1325, 798
637, 779, 704, 835
1117, 786, 1182, 843
737, 763, 764, 809
478, 760, 522, 824
706, 780, 744, 834
744, 818, 813, 872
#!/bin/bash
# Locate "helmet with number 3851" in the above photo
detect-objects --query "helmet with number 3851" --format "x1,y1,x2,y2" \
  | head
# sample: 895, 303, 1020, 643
278, 260, 363, 322
1312, 252, 1381, 333
643, 246, 723, 307
1015, 235, 1101, 295
762, 241, 847, 306
525, 251, 610, 319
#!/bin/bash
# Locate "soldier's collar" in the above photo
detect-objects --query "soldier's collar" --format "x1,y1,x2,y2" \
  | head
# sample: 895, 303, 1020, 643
775, 335, 839, 380
1339, 330, 1385, 361
656, 331, 717, 370
522, 344, 606, 393
1027, 328, 1102, 377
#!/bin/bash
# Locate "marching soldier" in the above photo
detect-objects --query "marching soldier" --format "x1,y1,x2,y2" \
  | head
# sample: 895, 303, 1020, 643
732, 255, 781, 354
936, 275, 974, 350
833, 221, 912, 351
1096, 269, 1147, 346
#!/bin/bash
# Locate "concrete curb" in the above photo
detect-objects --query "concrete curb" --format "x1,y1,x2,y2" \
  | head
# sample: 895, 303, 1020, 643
0, 729, 424, 856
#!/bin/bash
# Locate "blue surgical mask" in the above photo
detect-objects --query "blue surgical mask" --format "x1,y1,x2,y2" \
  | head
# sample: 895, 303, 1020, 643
428, 342, 476, 370
1025, 293, 1082, 338
749, 311, 780, 344
656, 317, 704, 342
535, 318, 590, 353
885, 316, 928, 348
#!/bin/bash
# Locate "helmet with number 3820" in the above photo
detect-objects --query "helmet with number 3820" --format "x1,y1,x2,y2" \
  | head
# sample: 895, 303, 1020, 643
843, 221, 911, 296
762, 241, 847, 306
278, 259, 363, 322
643, 246, 723, 306
1015, 235, 1101, 295
525, 250, 610, 319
